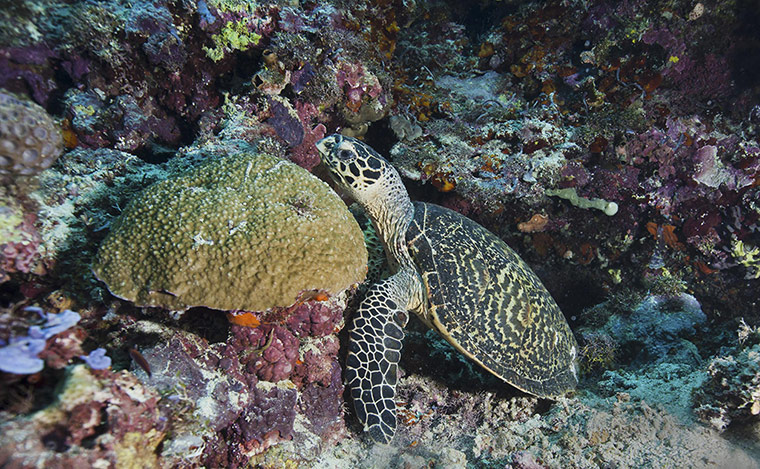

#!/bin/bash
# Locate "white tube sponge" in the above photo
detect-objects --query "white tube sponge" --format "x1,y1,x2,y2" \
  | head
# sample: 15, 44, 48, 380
546, 187, 618, 216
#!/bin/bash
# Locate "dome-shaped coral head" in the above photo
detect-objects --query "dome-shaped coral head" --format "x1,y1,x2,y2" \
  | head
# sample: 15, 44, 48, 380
316, 134, 397, 207
0, 89, 63, 176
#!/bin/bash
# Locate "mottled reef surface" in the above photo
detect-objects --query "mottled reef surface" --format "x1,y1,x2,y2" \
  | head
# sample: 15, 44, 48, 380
1, 0, 760, 467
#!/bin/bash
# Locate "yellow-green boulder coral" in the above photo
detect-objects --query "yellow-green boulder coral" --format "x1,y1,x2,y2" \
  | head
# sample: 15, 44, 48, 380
93, 149, 367, 311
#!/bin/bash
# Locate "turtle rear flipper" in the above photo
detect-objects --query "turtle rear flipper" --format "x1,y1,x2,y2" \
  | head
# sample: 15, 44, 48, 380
346, 269, 419, 444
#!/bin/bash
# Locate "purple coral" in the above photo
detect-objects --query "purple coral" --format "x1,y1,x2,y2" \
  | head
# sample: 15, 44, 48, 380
80, 348, 112, 370
288, 101, 326, 169
228, 386, 297, 456
1, 238, 43, 280
291, 62, 316, 94
0, 44, 59, 105
235, 324, 299, 383
125, 2, 187, 70
297, 361, 344, 440
293, 336, 340, 387
267, 98, 304, 147
0, 337, 46, 374
285, 301, 342, 338
0, 308, 81, 374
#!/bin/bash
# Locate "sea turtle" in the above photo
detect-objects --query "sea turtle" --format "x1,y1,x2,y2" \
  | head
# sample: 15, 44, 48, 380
316, 134, 578, 444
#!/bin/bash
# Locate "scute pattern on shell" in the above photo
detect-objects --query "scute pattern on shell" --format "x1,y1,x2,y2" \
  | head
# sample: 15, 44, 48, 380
0, 90, 63, 176
408, 202, 578, 397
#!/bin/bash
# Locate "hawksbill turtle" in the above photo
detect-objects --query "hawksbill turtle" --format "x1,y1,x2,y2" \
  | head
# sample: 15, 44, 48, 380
316, 134, 578, 444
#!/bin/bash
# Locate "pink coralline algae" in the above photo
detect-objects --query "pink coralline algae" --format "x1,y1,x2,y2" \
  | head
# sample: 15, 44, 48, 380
227, 386, 298, 456
337, 62, 383, 111
669, 53, 734, 106
265, 99, 326, 170
621, 126, 681, 180
640, 23, 734, 109
642, 27, 688, 74
232, 299, 345, 384
297, 360, 345, 441
293, 336, 341, 387
289, 101, 327, 170
38, 326, 86, 370
285, 300, 343, 338
692, 145, 754, 190
247, 325, 300, 383
0, 218, 44, 281
113, 296, 349, 465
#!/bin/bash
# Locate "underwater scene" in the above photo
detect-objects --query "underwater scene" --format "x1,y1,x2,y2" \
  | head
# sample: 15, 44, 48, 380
1, 0, 760, 467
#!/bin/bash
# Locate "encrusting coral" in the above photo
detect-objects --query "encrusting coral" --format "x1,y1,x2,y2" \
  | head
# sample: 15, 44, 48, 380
92, 144, 367, 312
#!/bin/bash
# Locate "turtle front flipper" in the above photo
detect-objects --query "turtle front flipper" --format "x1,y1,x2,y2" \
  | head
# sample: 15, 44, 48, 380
346, 268, 422, 444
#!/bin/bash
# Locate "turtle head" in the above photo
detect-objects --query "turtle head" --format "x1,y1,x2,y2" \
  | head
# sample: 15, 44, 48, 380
316, 134, 394, 205
317, 134, 414, 271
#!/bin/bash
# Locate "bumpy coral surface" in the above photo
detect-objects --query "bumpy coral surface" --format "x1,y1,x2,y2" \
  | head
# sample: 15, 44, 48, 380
92, 146, 367, 311
0, 89, 62, 176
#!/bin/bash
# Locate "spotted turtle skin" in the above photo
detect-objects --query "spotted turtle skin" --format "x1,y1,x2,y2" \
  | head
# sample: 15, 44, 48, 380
316, 134, 578, 444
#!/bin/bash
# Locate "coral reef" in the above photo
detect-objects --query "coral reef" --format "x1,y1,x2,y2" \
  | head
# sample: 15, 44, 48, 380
694, 320, 760, 431
92, 144, 367, 311
121, 294, 347, 465
380, 0, 760, 322
0, 0, 759, 466
315, 372, 757, 469
0, 365, 166, 467
0, 89, 62, 176
588, 293, 707, 365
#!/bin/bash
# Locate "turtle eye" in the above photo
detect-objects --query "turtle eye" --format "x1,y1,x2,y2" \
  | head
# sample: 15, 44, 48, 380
337, 148, 354, 161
